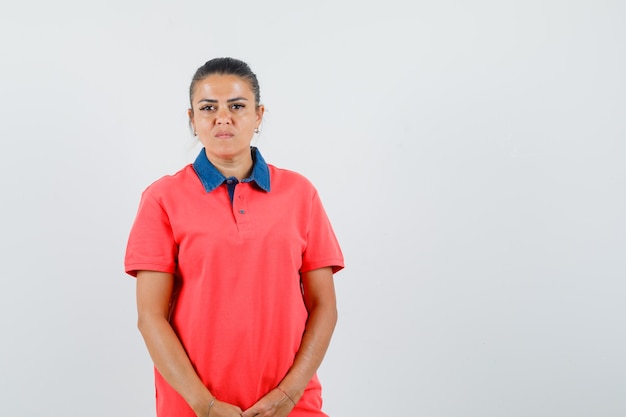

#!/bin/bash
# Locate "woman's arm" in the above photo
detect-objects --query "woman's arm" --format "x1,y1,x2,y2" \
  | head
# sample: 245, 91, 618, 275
242, 266, 338, 417
136, 270, 243, 417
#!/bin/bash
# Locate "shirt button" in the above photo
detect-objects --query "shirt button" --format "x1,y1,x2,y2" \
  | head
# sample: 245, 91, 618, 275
226, 179, 233, 184
239, 209, 246, 214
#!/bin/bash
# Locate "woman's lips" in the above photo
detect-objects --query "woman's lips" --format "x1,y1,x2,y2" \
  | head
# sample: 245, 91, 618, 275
215, 131, 234, 139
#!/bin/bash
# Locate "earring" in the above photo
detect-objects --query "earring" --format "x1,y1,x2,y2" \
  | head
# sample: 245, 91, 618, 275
254, 128, 260, 134
194, 131, 198, 136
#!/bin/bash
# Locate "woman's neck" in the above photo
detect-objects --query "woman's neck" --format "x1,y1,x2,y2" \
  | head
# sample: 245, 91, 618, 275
207, 153, 253, 181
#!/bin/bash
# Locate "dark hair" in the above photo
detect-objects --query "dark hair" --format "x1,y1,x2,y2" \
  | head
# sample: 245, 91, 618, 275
189, 57, 261, 108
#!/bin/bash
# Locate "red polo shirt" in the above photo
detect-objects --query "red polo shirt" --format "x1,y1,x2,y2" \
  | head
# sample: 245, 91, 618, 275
125, 148, 344, 416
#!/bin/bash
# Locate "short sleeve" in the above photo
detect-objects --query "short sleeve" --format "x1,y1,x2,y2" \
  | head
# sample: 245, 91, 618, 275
300, 190, 344, 274
124, 190, 178, 277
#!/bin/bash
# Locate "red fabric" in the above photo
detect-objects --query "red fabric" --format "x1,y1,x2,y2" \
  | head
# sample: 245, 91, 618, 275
125, 164, 344, 416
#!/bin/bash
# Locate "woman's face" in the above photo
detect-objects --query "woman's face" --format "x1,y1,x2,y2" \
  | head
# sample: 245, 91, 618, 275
188, 74, 264, 161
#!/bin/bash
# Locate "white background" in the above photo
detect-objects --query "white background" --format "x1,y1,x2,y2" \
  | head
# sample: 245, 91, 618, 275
1, 1, 624, 416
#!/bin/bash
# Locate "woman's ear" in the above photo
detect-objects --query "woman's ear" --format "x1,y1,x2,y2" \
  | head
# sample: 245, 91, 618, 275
187, 108, 195, 133
256, 104, 265, 124
187, 108, 194, 121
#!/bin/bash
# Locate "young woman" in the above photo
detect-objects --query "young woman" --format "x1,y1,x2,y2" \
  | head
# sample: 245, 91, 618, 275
125, 57, 344, 417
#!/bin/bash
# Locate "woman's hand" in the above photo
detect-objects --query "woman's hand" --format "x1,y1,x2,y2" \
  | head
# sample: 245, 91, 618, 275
202, 399, 243, 417
241, 388, 295, 417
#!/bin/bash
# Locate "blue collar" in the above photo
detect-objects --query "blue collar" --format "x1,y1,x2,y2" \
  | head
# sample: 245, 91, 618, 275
192, 147, 271, 193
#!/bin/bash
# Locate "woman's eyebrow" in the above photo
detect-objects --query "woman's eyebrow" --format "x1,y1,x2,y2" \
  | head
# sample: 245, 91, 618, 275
197, 97, 249, 104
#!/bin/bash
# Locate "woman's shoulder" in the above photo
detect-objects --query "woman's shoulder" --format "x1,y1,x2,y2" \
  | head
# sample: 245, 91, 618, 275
268, 164, 317, 190
142, 164, 197, 197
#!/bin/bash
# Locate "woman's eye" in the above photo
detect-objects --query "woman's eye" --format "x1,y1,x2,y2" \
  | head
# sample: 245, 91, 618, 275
200, 105, 216, 111
231, 103, 245, 110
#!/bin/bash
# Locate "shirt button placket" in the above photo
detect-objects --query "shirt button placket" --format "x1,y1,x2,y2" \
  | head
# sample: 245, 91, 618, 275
234, 191, 250, 227
233, 185, 254, 238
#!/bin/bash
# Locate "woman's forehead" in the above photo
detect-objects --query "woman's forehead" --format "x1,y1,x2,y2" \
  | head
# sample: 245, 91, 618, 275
193, 74, 254, 98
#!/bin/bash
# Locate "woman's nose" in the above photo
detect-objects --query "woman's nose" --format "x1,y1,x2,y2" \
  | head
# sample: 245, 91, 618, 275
216, 107, 231, 124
